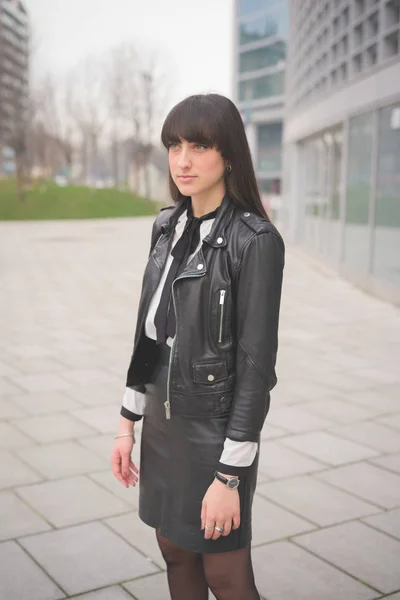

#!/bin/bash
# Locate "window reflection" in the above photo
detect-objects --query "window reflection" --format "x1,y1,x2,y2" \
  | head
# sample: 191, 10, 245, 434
239, 41, 286, 73
257, 123, 282, 171
239, 0, 282, 17
344, 112, 374, 273
373, 104, 400, 285
301, 126, 343, 260
239, 71, 284, 101
239, 5, 289, 44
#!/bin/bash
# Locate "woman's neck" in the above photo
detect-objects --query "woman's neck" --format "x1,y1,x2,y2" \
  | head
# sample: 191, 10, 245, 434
190, 185, 226, 218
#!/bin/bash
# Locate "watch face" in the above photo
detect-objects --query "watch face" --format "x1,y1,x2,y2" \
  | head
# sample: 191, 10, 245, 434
227, 477, 239, 489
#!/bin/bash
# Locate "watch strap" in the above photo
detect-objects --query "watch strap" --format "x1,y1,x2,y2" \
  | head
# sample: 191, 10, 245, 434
214, 471, 239, 488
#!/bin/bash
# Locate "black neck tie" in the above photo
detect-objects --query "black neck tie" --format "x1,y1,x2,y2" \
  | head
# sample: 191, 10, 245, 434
154, 199, 219, 345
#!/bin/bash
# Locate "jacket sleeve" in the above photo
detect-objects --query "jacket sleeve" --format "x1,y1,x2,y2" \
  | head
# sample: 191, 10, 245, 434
225, 230, 285, 443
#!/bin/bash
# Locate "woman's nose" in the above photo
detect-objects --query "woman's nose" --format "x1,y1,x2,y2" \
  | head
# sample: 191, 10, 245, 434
177, 149, 191, 168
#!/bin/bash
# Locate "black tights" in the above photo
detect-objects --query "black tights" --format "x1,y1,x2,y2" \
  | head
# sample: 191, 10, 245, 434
156, 532, 260, 600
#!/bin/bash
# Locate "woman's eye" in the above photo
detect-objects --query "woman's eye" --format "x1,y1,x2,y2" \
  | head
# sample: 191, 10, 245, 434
169, 142, 179, 149
194, 144, 208, 150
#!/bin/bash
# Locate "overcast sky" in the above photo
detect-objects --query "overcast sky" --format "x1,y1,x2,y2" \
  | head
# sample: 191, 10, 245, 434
24, 0, 235, 121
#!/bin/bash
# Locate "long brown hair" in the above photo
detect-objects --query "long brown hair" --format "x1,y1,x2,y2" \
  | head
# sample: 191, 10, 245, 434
161, 93, 270, 221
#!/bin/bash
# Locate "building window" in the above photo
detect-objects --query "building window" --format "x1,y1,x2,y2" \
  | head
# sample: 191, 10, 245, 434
257, 122, 282, 171
372, 104, 400, 285
344, 111, 374, 273
259, 178, 281, 194
239, 5, 288, 45
239, 70, 284, 101
238, 0, 281, 17
239, 41, 286, 73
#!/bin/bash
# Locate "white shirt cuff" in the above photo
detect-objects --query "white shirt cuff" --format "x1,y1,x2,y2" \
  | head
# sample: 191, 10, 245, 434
122, 387, 146, 415
219, 438, 258, 468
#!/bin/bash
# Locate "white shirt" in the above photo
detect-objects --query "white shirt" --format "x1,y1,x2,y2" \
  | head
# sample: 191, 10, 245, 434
122, 209, 257, 469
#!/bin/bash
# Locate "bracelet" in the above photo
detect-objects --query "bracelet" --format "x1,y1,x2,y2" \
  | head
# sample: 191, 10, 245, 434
115, 433, 135, 441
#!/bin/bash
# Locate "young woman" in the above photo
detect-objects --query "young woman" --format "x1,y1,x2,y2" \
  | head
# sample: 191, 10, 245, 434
111, 93, 284, 600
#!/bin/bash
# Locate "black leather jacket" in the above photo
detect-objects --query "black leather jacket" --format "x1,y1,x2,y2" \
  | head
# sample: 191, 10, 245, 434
124, 194, 285, 443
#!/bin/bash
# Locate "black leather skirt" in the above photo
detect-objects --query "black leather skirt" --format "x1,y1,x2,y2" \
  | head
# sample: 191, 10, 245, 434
138, 342, 259, 554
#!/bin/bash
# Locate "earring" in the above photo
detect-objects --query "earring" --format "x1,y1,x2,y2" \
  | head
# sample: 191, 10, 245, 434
226, 165, 232, 173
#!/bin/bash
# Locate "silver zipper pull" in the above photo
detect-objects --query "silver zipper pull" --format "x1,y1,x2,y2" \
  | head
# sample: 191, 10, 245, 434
218, 290, 226, 343
164, 400, 171, 419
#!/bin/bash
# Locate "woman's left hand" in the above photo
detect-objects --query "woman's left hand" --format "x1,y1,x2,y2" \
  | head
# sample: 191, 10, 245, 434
201, 476, 240, 540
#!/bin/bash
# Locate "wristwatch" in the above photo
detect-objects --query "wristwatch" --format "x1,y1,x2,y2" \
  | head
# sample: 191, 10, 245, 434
214, 471, 240, 490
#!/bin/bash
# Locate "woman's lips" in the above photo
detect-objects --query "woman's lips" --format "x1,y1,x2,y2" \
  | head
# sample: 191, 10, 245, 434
177, 176, 197, 182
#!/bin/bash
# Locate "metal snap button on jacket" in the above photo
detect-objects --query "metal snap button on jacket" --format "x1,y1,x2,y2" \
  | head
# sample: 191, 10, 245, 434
244, 212, 250, 217
197, 264, 203, 270
207, 374, 215, 381
217, 237, 223, 244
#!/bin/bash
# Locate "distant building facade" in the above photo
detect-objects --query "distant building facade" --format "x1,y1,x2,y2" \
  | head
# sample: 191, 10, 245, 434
283, 0, 400, 303
0, 0, 29, 176
234, 0, 289, 220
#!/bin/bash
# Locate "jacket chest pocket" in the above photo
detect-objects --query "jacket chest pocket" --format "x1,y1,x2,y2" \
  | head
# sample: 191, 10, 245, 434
214, 288, 232, 349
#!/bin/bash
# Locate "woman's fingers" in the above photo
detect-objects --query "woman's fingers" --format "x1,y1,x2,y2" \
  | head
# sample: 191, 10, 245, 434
129, 459, 139, 474
121, 452, 130, 480
222, 519, 232, 537
111, 449, 138, 488
232, 513, 241, 530
201, 502, 206, 531
212, 522, 225, 540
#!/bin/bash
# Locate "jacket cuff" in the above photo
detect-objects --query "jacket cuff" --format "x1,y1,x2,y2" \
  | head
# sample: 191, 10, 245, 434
224, 428, 259, 443
120, 406, 143, 422
216, 462, 252, 476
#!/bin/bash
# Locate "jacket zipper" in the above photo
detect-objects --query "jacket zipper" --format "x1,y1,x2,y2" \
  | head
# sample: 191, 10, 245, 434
218, 290, 226, 343
164, 271, 206, 419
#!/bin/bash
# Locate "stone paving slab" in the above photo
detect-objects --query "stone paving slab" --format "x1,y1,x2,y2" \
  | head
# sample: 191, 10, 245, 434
10, 391, 83, 416
370, 452, 400, 475
258, 440, 326, 479
104, 512, 165, 568
16, 475, 131, 527
328, 421, 400, 454
19, 521, 159, 596
0, 398, 25, 419
281, 430, 380, 465
257, 475, 379, 526
0, 450, 43, 489
0, 421, 36, 449
12, 413, 97, 443
0, 490, 51, 541
71, 405, 123, 434
251, 493, 315, 545
294, 521, 400, 594
74, 586, 133, 599
1, 217, 400, 599
16, 440, 108, 479
362, 507, 400, 541
251, 540, 377, 600
0, 540, 64, 600
316, 463, 400, 509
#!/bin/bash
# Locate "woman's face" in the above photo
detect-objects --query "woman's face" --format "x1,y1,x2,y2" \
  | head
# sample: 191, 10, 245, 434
168, 137, 226, 199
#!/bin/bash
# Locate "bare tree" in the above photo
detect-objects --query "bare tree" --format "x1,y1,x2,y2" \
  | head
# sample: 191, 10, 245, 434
71, 56, 107, 188
33, 74, 76, 182
106, 45, 131, 188
119, 46, 172, 198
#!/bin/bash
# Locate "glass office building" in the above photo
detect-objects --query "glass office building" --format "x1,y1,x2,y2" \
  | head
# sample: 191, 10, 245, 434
0, 0, 29, 176
234, 0, 288, 219
283, 0, 400, 303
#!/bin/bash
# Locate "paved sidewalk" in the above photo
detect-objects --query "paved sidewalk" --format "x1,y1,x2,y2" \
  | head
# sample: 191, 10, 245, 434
1, 216, 400, 600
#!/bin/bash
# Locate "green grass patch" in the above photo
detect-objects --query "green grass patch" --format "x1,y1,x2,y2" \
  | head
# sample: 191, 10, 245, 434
0, 179, 161, 220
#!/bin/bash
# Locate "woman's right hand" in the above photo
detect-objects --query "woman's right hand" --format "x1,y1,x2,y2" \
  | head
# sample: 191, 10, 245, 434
110, 436, 139, 488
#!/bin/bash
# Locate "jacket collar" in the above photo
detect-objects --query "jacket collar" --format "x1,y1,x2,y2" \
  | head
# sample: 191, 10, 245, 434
160, 194, 234, 248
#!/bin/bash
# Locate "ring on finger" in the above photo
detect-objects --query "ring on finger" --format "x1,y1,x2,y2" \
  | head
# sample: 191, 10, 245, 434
215, 525, 224, 533
205, 525, 214, 531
